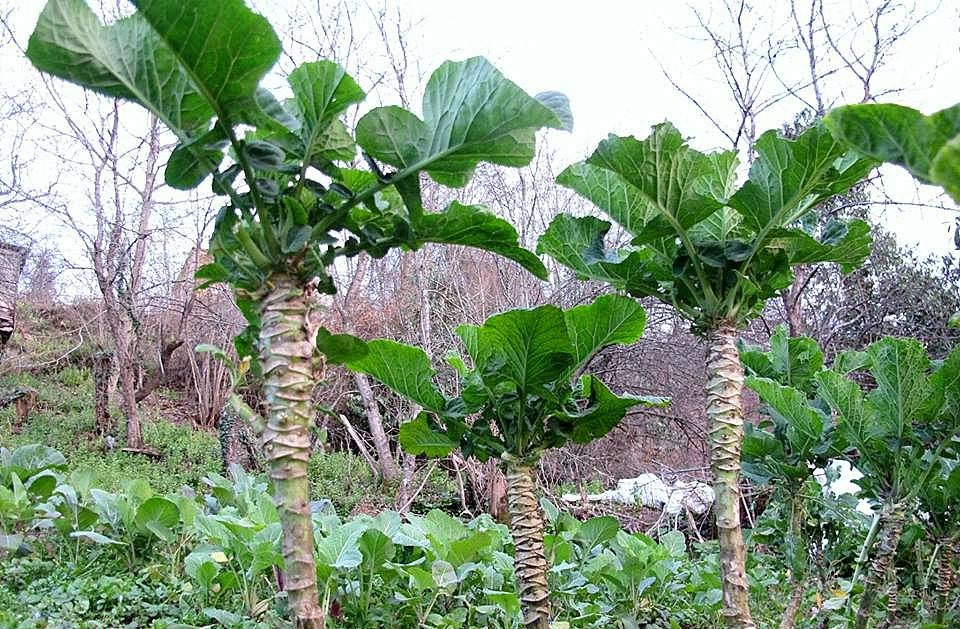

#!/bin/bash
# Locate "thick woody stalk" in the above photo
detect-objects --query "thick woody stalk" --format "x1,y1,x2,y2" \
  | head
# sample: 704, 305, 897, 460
504, 459, 551, 629
936, 540, 956, 623
705, 322, 755, 629
855, 506, 905, 629
259, 277, 323, 629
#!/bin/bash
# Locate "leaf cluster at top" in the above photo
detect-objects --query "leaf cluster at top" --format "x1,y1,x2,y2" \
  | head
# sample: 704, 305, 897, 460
26, 0, 571, 356
538, 123, 878, 332
336, 295, 668, 462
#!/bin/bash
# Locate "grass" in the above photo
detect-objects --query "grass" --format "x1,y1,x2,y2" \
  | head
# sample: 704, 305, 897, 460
0, 370, 221, 494
1, 367, 459, 514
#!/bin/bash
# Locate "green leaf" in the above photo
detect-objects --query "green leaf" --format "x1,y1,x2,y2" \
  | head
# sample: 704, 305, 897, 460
204, 608, 244, 628
413, 202, 547, 279
746, 377, 825, 456
535, 91, 573, 132
315, 522, 364, 571
825, 103, 960, 201
564, 294, 646, 371
243, 140, 285, 171
166, 128, 227, 189
579, 124, 737, 239
316, 328, 368, 365
134, 496, 180, 539
132, 0, 280, 120
346, 339, 445, 413
194, 262, 230, 284
474, 305, 573, 392
536, 215, 626, 287
866, 338, 933, 432
817, 370, 874, 451
770, 219, 873, 273
7, 444, 66, 479
356, 57, 566, 192
729, 125, 875, 232
555, 163, 659, 236
560, 376, 666, 444
398, 414, 458, 457
70, 530, 124, 545
288, 61, 364, 166
26, 0, 212, 137
358, 528, 395, 571
739, 325, 824, 393
431, 559, 460, 590
575, 515, 620, 552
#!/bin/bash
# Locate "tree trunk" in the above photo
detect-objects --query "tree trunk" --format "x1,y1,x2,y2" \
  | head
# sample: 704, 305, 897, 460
705, 322, 755, 629
354, 372, 398, 481
504, 458, 550, 629
259, 277, 323, 629
488, 463, 509, 523
92, 350, 114, 436
855, 506, 905, 629
115, 319, 143, 449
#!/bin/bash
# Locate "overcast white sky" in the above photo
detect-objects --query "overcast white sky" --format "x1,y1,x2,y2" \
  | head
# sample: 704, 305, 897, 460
1, 0, 958, 293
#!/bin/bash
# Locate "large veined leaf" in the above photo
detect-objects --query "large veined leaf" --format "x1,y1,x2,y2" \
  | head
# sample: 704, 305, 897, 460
574, 124, 737, 241
413, 202, 547, 279
825, 103, 960, 202
27, 0, 283, 191
769, 220, 873, 273
346, 339, 446, 414
555, 376, 667, 445
131, 0, 280, 118
575, 516, 620, 552
474, 305, 574, 392
356, 57, 568, 200
398, 414, 458, 457
6, 444, 67, 480
134, 496, 180, 542
563, 295, 646, 372
746, 377, 826, 457
817, 370, 875, 452
536, 215, 669, 296
740, 325, 824, 394
26, 0, 212, 136
729, 125, 874, 231
865, 338, 934, 437
315, 522, 365, 573
288, 61, 364, 166
315, 328, 368, 365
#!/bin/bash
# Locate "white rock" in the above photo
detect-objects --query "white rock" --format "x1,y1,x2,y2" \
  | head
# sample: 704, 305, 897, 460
664, 480, 715, 515
560, 474, 714, 515
615, 474, 670, 507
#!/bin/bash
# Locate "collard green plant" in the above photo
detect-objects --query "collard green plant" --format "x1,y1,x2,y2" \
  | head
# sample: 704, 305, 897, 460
812, 339, 958, 628
26, 1, 570, 625
537, 121, 875, 628
917, 462, 960, 624
740, 326, 841, 628
340, 295, 667, 628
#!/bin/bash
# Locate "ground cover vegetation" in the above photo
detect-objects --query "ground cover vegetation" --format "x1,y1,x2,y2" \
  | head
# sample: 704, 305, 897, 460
0, 0, 957, 628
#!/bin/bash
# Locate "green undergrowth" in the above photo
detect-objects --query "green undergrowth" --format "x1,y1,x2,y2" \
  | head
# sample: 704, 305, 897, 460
0, 371, 220, 494
0, 445, 793, 628
0, 368, 457, 516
